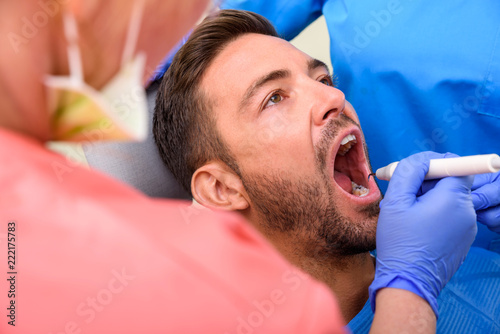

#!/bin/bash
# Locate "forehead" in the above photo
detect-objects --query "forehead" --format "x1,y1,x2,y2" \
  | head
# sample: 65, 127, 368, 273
200, 33, 312, 104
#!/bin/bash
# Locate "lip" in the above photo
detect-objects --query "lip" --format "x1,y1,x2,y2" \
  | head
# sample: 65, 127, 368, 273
328, 126, 381, 205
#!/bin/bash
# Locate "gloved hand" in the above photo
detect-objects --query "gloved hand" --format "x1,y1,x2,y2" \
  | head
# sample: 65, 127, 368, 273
471, 172, 500, 233
369, 151, 477, 317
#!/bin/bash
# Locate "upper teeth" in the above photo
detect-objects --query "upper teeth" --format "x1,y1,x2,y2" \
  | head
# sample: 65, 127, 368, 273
338, 134, 357, 156
340, 134, 356, 145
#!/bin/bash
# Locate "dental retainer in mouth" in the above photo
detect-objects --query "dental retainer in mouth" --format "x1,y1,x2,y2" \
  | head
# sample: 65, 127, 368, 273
334, 134, 370, 197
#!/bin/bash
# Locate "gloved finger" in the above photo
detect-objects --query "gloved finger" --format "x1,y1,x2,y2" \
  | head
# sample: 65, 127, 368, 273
472, 171, 500, 190
418, 179, 440, 196
471, 177, 500, 211
417, 175, 476, 239
385, 152, 451, 204
417, 153, 461, 196
476, 206, 500, 233
426, 174, 474, 198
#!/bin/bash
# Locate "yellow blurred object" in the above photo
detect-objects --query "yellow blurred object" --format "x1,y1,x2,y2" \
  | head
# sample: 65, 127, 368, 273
45, 3, 148, 142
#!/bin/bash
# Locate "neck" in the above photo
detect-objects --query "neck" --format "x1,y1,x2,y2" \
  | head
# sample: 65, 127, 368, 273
316, 253, 375, 322
242, 209, 376, 323
287, 247, 374, 323
252, 226, 373, 322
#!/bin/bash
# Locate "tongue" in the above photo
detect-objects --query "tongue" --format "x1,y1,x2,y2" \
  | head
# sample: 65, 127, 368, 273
334, 170, 352, 193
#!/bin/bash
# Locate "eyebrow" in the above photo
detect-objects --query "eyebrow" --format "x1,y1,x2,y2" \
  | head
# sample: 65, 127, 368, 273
308, 58, 330, 74
239, 58, 330, 111
240, 69, 291, 111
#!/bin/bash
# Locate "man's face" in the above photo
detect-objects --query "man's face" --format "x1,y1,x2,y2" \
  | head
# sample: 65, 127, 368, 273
200, 33, 382, 257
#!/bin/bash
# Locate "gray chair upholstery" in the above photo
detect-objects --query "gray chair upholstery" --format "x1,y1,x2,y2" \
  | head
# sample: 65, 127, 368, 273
83, 82, 190, 199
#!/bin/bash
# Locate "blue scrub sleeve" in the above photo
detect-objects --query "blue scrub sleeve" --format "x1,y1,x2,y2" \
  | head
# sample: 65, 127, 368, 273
221, 0, 326, 40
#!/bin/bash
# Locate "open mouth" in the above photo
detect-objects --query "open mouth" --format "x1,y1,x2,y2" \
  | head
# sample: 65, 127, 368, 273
332, 131, 371, 198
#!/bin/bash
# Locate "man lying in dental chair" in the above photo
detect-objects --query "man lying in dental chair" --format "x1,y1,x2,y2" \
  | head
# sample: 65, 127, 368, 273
153, 9, 500, 333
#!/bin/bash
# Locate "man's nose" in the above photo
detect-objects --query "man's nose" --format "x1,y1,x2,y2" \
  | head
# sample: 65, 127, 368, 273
311, 84, 346, 127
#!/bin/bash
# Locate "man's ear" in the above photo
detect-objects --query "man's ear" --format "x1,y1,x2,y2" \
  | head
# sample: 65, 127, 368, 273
191, 161, 249, 211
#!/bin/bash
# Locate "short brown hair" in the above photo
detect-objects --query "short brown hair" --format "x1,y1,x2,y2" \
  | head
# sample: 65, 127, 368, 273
153, 10, 278, 196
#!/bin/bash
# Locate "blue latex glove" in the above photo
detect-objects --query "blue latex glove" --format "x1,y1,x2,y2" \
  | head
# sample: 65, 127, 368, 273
471, 172, 500, 233
369, 152, 477, 317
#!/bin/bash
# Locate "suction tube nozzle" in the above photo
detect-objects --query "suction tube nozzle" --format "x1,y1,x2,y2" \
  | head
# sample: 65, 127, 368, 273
375, 154, 500, 181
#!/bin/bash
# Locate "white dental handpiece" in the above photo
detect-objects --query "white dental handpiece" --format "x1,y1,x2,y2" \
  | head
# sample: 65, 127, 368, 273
375, 154, 500, 181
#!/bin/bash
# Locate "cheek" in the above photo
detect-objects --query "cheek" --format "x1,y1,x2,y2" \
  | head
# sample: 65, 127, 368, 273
239, 131, 316, 176
222, 105, 315, 174
256, 112, 294, 145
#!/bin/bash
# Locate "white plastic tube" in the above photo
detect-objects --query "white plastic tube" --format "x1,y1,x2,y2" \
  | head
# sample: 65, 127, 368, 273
375, 154, 500, 181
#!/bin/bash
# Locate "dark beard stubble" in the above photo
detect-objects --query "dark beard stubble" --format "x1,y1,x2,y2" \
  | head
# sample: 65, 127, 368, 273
240, 115, 380, 260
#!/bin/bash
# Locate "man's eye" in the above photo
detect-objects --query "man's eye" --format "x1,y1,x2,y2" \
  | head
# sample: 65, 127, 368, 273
319, 77, 332, 86
265, 92, 283, 108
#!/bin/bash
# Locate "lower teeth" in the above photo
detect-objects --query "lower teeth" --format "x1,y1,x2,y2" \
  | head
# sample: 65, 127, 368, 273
352, 181, 369, 197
